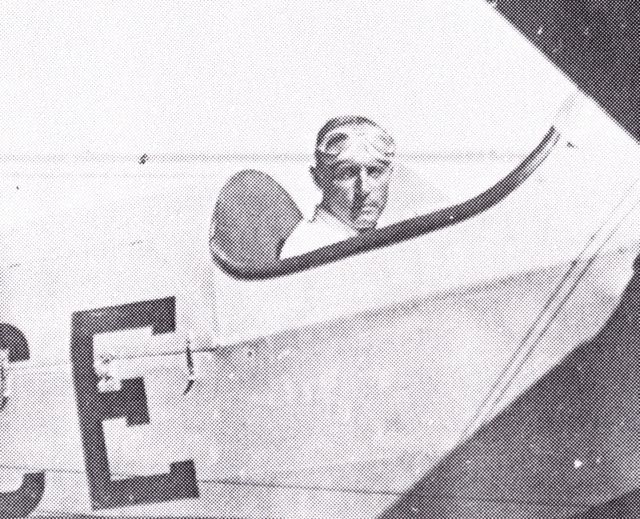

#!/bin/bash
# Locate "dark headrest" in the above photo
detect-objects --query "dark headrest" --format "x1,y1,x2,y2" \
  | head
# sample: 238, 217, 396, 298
210, 170, 302, 268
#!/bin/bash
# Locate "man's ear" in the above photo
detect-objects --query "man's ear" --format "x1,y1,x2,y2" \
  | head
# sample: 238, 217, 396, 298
311, 165, 324, 189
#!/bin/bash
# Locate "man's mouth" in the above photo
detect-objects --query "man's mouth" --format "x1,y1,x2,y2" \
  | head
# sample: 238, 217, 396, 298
350, 204, 380, 228
355, 202, 378, 214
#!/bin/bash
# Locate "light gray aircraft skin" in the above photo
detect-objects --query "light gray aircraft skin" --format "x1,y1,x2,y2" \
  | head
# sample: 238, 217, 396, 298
2, 2, 640, 518
2, 103, 640, 518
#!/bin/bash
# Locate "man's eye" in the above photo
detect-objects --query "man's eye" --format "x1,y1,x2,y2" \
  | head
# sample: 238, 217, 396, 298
334, 166, 359, 180
367, 166, 385, 178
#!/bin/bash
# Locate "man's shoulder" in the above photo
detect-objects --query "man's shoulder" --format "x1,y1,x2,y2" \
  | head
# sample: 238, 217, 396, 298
280, 208, 356, 258
280, 216, 337, 259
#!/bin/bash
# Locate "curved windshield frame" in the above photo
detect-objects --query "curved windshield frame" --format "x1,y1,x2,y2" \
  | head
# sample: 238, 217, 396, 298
211, 127, 560, 280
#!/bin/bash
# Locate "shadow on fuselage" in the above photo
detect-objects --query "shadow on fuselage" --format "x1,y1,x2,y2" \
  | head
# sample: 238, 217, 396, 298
378, 254, 640, 519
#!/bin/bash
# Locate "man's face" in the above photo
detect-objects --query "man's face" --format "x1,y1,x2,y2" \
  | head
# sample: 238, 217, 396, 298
313, 122, 394, 231
314, 152, 393, 231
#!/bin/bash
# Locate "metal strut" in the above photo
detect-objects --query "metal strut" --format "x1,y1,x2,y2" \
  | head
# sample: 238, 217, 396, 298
0, 349, 9, 411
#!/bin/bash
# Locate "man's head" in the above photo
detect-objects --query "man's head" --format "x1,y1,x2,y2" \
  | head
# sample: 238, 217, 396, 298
312, 116, 395, 231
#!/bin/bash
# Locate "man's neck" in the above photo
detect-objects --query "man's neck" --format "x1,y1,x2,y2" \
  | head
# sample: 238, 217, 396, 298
317, 202, 375, 233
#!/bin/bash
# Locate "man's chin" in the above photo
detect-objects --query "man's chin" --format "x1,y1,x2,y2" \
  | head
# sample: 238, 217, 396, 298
351, 216, 379, 231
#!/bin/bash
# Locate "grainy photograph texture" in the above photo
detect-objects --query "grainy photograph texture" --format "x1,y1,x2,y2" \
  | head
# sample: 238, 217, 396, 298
1, 1, 640, 518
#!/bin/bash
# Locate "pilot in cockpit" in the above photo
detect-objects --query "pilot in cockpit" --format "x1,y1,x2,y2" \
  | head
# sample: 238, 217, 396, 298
280, 115, 396, 258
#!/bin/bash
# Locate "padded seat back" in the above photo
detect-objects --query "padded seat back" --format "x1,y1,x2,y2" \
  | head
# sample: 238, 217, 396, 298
210, 170, 303, 267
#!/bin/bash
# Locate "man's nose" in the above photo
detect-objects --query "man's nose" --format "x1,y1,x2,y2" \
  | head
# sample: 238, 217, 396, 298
356, 167, 373, 194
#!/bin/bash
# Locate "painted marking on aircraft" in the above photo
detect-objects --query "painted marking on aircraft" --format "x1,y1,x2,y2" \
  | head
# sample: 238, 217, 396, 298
0, 323, 46, 517
70, 297, 199, 510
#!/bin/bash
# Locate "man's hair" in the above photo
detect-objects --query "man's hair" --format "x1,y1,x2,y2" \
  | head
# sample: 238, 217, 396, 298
315, 115, 381, 148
